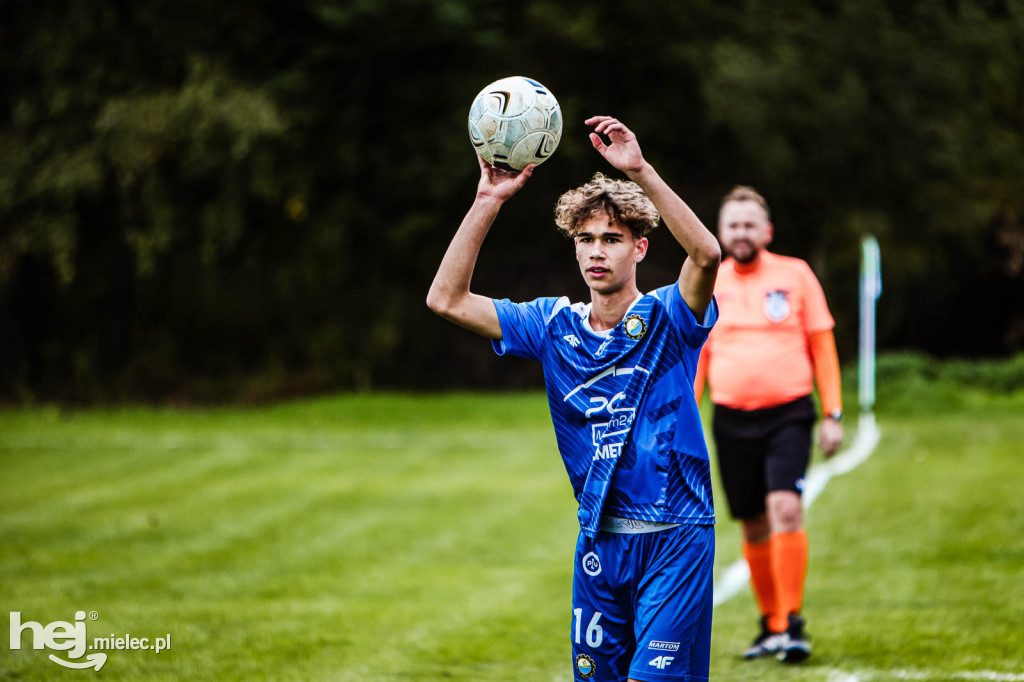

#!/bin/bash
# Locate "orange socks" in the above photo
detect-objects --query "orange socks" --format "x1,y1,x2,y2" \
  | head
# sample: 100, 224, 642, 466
742, 539, 777, 622
744, 530, 809, 633
770, 530, 808, 632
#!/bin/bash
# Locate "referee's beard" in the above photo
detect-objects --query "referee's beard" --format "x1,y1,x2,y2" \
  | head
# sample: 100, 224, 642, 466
725, 240, 761, 264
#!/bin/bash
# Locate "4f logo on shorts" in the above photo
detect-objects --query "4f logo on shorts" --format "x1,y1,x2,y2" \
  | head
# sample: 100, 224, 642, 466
764, 289, 791, 322
582, 552, 602, 576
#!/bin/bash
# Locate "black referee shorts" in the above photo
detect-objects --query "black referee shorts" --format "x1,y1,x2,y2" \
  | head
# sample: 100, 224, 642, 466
712, 395, 816, 520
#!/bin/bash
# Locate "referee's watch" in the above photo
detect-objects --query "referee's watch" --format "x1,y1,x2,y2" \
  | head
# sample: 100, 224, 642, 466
825, 409, 843, 422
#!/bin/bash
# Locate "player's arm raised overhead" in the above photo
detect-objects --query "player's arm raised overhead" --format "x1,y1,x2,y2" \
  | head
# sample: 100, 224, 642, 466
586, 116, 721, 317
426, 156, 535, 339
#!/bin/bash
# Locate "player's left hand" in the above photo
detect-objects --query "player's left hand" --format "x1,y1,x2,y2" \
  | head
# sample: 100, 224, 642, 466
586, 116, 646, 174
819, 418, 843, 459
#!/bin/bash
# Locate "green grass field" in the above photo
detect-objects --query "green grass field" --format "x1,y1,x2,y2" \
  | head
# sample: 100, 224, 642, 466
2, 367, 1023, 680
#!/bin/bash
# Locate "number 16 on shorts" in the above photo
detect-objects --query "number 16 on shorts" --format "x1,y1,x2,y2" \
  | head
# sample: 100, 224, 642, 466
573, 609, 604, 647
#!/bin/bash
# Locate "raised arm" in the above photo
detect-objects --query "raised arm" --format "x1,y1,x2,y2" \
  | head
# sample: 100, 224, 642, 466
586, 116, 721, 318
426, 156, 534, 338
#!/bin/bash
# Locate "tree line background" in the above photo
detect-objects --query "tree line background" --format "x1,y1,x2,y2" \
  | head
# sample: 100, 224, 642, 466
2, 0, 1022, 402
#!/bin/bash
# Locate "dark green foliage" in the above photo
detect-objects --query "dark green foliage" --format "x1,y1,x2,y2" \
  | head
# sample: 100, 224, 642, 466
2, 0, 1022, 401
871, 351, 1024, 413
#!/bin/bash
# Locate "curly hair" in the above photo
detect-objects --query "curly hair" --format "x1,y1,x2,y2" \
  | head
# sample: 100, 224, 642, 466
554, 173, 660, 239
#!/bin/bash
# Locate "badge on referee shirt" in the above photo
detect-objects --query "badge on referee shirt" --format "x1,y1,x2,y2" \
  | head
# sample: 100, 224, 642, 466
624, 314, 647, 340
764, 289, 791, 322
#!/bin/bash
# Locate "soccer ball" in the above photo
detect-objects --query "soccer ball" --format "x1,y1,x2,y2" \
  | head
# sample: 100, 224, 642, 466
468, 76, 562, 170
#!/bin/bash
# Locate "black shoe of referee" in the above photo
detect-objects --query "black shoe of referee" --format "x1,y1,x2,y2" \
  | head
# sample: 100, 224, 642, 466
778, 613, 812, 663
743, 616, 784, 659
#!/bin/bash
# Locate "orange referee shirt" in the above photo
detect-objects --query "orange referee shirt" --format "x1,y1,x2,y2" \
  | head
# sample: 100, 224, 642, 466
700, 251, 835, 410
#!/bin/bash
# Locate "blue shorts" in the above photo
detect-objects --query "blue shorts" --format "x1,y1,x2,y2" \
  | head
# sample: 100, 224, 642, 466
571, 523, 714, 682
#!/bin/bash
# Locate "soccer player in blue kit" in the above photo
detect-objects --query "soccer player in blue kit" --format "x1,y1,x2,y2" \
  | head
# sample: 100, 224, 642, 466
427, 116, 721, 682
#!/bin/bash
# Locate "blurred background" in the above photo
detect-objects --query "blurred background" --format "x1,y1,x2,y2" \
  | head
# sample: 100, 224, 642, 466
2, 0, 1023, 403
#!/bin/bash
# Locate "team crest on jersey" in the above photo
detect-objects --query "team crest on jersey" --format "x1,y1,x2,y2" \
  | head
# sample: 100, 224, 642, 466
764, 290, 791, 322
624, 314, 647, 340
576, 653, 596, 678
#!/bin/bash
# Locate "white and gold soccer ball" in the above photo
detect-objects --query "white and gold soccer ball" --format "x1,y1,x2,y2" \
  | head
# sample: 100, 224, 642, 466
468, 76, 562, 170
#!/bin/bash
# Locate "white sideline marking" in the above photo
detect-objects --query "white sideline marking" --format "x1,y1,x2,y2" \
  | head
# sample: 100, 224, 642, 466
892, 671, 1024, 681
822, 668, 1024, 681
827, 671, 862, 682
712, 413, 882, 607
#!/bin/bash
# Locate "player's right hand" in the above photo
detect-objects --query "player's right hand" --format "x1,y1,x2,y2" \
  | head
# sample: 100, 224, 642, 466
819, 418, 843, 458
476, 155, 534, 203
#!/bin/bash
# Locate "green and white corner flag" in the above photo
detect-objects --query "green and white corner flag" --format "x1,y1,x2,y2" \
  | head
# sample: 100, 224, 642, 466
859, 235, 882, 414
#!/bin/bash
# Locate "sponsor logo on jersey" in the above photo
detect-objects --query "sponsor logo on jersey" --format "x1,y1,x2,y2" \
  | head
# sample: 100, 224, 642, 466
648, 640, 681, 651
576, 653, 596, 678
587, 392, 635, 460
582, 552, 602, 577
764, 289, 791, 322
624, 314, 647, 340
592, 442, 623, 461
563, 334, 582, 348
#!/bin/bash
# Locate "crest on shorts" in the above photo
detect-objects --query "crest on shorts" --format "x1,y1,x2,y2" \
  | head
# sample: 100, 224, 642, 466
764, 289, 791, 322
576, 653, 596, 679
582, 552, 602, 577
624, 314, 647, 340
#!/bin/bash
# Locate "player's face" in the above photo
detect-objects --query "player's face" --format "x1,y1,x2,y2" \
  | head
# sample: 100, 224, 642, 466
718, 200, 773, 264
574, 213, 648, 294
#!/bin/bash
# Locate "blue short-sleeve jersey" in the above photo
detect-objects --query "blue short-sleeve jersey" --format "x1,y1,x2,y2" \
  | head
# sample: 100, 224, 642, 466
493, 284, 718, 536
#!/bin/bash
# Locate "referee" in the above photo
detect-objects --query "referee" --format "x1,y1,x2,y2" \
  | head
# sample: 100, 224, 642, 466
694, 186, 843, 663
